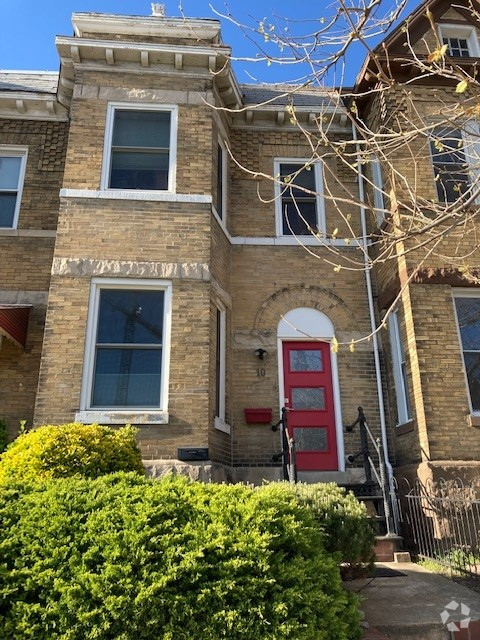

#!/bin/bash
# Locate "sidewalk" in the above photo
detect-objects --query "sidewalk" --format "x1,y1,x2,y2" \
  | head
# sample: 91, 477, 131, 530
344, 562, 480, 640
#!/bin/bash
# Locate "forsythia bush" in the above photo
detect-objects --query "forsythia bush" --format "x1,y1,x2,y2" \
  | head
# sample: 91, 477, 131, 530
0, 423, 144, 485
0, 474, 361, 640
274, 482, 376, 571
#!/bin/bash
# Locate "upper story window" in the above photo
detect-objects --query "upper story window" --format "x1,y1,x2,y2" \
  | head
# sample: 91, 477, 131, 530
453, 292, 480, 413
0, 148, 27, 228
216, 140, 227, 222
102, 104, 178, 193
430, 127, 470, 203
389, 309, 412, 426
370, 154, 386, 226
439, 24, 480, 58
81, 278, 172, 413
274, 160, 325, 236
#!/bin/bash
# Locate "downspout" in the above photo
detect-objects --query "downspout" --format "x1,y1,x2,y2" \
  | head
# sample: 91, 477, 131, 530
351, 123, 399, 534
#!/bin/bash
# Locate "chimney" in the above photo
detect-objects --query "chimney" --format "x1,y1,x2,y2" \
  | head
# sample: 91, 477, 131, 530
151, 3, 166, 17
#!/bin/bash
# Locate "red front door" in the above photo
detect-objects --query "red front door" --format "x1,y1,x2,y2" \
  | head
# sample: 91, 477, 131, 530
282, 341, 338, 471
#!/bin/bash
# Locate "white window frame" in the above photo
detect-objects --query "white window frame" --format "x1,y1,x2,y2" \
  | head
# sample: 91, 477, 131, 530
429, 123, 480, 204
77, 277, 172, 424
371, 154, 386, 226
214, 303, 229, 433
215, 138, 228, 224
101, 103, 178, 194
389, 309, 412, 426
274, 159, 325, 238
0, 146, 28, 229
438, 24, 480, 58
452, 288, 480, 415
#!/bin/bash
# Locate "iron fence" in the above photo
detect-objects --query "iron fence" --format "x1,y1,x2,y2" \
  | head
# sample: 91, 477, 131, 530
396, 476, 480, 582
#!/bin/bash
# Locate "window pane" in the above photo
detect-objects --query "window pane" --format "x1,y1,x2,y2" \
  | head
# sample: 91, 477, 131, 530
463, 353, 480, 412
112, 110, 171, 148
110, 151, 169, 190
294, 427, 328, 452
455, 298, 480, 350
92, 348, 162, 407
291, 387, 325, 410
0, 193, 17, 226
282, 201, 317, 235
97, 290, 164, 345
290, 349, 323, 371
217, 144, 224, 219
280, 163, 316, 191
0, 156, 21, 189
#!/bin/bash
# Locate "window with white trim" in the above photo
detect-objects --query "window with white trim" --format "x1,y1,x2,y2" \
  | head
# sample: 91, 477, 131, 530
274, 160, 325, 236
0, 148, 27, 228
82, 279, 172, 412
453, 293, 480, 412
439, 24, 480, 58
216, 140, 227, 222
102, 104, 177, 192
389, 309, 412, 426
430, 126, 476, 203
371, 154, 386, 226
215, 305, 226, 422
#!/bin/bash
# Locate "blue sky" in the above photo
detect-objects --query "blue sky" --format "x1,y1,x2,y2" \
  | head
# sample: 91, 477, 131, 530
0, 0, 416, 85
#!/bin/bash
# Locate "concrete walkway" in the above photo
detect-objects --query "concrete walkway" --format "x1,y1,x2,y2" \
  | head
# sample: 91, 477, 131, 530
344, 562, 480, 640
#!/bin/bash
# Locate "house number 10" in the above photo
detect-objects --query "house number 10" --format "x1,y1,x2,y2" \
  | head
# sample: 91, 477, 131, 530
257, 367, 266, 377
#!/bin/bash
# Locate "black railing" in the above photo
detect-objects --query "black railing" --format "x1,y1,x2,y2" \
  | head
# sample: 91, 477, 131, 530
345, 406, 395, 535
271, 407, 297, 484
397, 476, 480, 583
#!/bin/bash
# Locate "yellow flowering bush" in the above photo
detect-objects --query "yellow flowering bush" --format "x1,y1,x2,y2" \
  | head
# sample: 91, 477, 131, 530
0, 423, 144, 485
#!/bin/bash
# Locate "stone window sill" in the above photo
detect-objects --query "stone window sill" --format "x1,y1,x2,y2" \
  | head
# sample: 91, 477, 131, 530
395, 419, 415, 435
75, 410, 168, 425
467, 414, 480, 428
214, 416, 231, 434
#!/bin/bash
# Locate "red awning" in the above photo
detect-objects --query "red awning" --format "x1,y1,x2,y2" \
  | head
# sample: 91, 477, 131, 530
0, 305, 32, 349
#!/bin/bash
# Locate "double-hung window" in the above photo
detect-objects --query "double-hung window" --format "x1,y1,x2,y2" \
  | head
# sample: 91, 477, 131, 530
453, 293, 480, 413
216, 140, 227, 222
371, 154, 386, 226
102, 104, 177, 192
389, 309, 412, 426
0, 148, 27, 228
81, 279, 172, 420
430, 127, 470, 203
275, 160, 324, 236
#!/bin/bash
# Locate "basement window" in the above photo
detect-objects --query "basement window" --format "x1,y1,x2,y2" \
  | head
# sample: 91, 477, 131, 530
102, 104, 178, 193
0, 148, 27, 228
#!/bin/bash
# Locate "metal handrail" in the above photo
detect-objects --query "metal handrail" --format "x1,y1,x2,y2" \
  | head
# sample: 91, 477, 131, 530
345, 406, 396, 535
271, 407, 297, 484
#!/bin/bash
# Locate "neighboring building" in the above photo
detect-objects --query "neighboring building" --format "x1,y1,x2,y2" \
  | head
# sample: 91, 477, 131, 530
0, 0, 479, 487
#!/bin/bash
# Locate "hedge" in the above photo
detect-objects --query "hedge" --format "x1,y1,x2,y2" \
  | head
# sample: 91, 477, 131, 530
0, 423, 144, 485
0, 474, 361, 640
276, 482, 376, 572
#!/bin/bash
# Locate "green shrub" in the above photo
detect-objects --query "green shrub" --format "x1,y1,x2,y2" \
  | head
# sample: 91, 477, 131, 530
0, 419, 8, 453
0, 423, 144, 485
0, 474, 361, 640
264, 482, 376, 573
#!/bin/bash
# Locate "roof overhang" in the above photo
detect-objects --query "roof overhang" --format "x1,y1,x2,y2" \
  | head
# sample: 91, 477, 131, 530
56, 35, 243, 110
72, 13, 221, 42
0, 305, 31, 349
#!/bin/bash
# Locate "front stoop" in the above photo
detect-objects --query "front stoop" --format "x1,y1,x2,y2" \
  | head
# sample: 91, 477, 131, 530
374, 535, 404, 562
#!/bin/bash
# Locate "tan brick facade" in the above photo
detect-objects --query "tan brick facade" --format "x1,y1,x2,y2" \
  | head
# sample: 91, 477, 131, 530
1, 2, 479, 486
